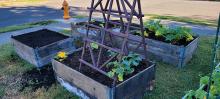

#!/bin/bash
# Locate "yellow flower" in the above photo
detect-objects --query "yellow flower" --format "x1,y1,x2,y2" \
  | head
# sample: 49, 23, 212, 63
57, 51, 67, 59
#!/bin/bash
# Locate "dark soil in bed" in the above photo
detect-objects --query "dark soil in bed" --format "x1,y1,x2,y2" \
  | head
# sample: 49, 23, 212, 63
12, 29, 69, 48
76, 20, 120, 29
61, 49, 152, 87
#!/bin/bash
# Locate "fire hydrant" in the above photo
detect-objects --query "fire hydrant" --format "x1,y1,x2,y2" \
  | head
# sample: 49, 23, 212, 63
62, 0, 70, 20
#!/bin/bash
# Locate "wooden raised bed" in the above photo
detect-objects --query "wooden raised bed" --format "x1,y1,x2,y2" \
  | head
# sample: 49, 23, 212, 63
11, 29, 76, 68
130, 35, 198, 67
112, 28, 199, 68
52, 49, 156, 99
71, 20, 120, 38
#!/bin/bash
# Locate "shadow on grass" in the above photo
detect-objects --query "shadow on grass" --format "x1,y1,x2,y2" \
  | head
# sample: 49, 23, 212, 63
20, 65, 56, 92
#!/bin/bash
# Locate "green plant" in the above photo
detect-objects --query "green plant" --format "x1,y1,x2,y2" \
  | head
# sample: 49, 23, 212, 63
90, 43, 99, 49
175, 27, 194, 42
155, 26, 169, 37
107, 50, 117, 57
184, 65, 220, 99
200, 76, 209, 86
54, 51, 67, 62
144, 20, 194, 43
184, 90, 196, 99
107, 53, 142, 81
0, 20, 57, 33
144, 20, 163, 32
159, 26, 194, 42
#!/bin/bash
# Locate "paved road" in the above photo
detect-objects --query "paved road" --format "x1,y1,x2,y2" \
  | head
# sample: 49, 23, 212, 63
0, 6, 63, 27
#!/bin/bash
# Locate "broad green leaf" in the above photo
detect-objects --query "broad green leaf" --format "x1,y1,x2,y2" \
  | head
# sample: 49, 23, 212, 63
200, 76, 209, 85
90, 43, 99, 49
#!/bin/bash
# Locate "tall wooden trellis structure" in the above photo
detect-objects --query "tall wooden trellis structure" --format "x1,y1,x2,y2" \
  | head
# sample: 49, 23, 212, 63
78, 0, 147, 85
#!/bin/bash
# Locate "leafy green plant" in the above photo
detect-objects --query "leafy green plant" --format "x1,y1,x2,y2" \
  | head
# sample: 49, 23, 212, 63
158, 26, 194, 42
90, 43, 99, 49
155, 26, 169, 37
184, 65, 220, 99
200, 76, 209, 85
107, 53, 142, 81
107, 50, 117, 57
144, 19, 163, 32
184, 90, 196, 99
144, 20, 194, 44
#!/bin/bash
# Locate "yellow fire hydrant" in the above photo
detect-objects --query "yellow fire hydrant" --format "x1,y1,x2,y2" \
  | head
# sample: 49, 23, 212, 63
62, 0, 70, 20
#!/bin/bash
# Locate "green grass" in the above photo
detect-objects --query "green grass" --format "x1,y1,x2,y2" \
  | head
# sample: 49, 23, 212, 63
0, 36, 216, 98
22, 84, 78, 99
72, 15, 87, 19
59, 29, 72, 36
0, 20, 57, 34
146, 14, 218, 27
0, 85, 6, 99
145, 36, 214, 98
0, 44, 78, 99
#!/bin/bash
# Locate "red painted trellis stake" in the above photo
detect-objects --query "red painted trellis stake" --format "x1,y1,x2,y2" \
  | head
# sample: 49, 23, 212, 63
79, 0, 148, 87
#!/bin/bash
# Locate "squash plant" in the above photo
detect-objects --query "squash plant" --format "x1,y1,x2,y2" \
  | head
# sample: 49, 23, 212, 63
183, 66, 220, 99
161, 26, 194, 42
107, 53, 143, 81
144, 19, 163, 32
143, 20, 194, 44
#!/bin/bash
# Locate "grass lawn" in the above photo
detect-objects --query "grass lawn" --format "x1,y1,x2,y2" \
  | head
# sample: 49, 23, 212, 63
146, 14, 217, 27
59, 29, 72, 36
0, 36, 215, 99
0, 20, 57, 34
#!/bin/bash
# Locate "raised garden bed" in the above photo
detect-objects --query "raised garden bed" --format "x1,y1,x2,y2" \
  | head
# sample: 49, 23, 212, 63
71, 20, 120, 38
128, 33, 198, 68
112, 21, 199, 67
52, 49, 156, 99
11, 29, 76, 67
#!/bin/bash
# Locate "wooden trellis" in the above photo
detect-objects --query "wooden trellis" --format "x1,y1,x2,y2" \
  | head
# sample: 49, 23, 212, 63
79, 0, 147, 85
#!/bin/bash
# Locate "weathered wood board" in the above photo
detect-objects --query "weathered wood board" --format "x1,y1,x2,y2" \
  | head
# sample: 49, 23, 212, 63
115, 35, 199, 68
11, 33, 76, 68
52, 57, 156, 99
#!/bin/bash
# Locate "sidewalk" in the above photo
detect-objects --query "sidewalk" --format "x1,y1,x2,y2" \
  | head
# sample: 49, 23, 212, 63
0, 18, 217, 45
